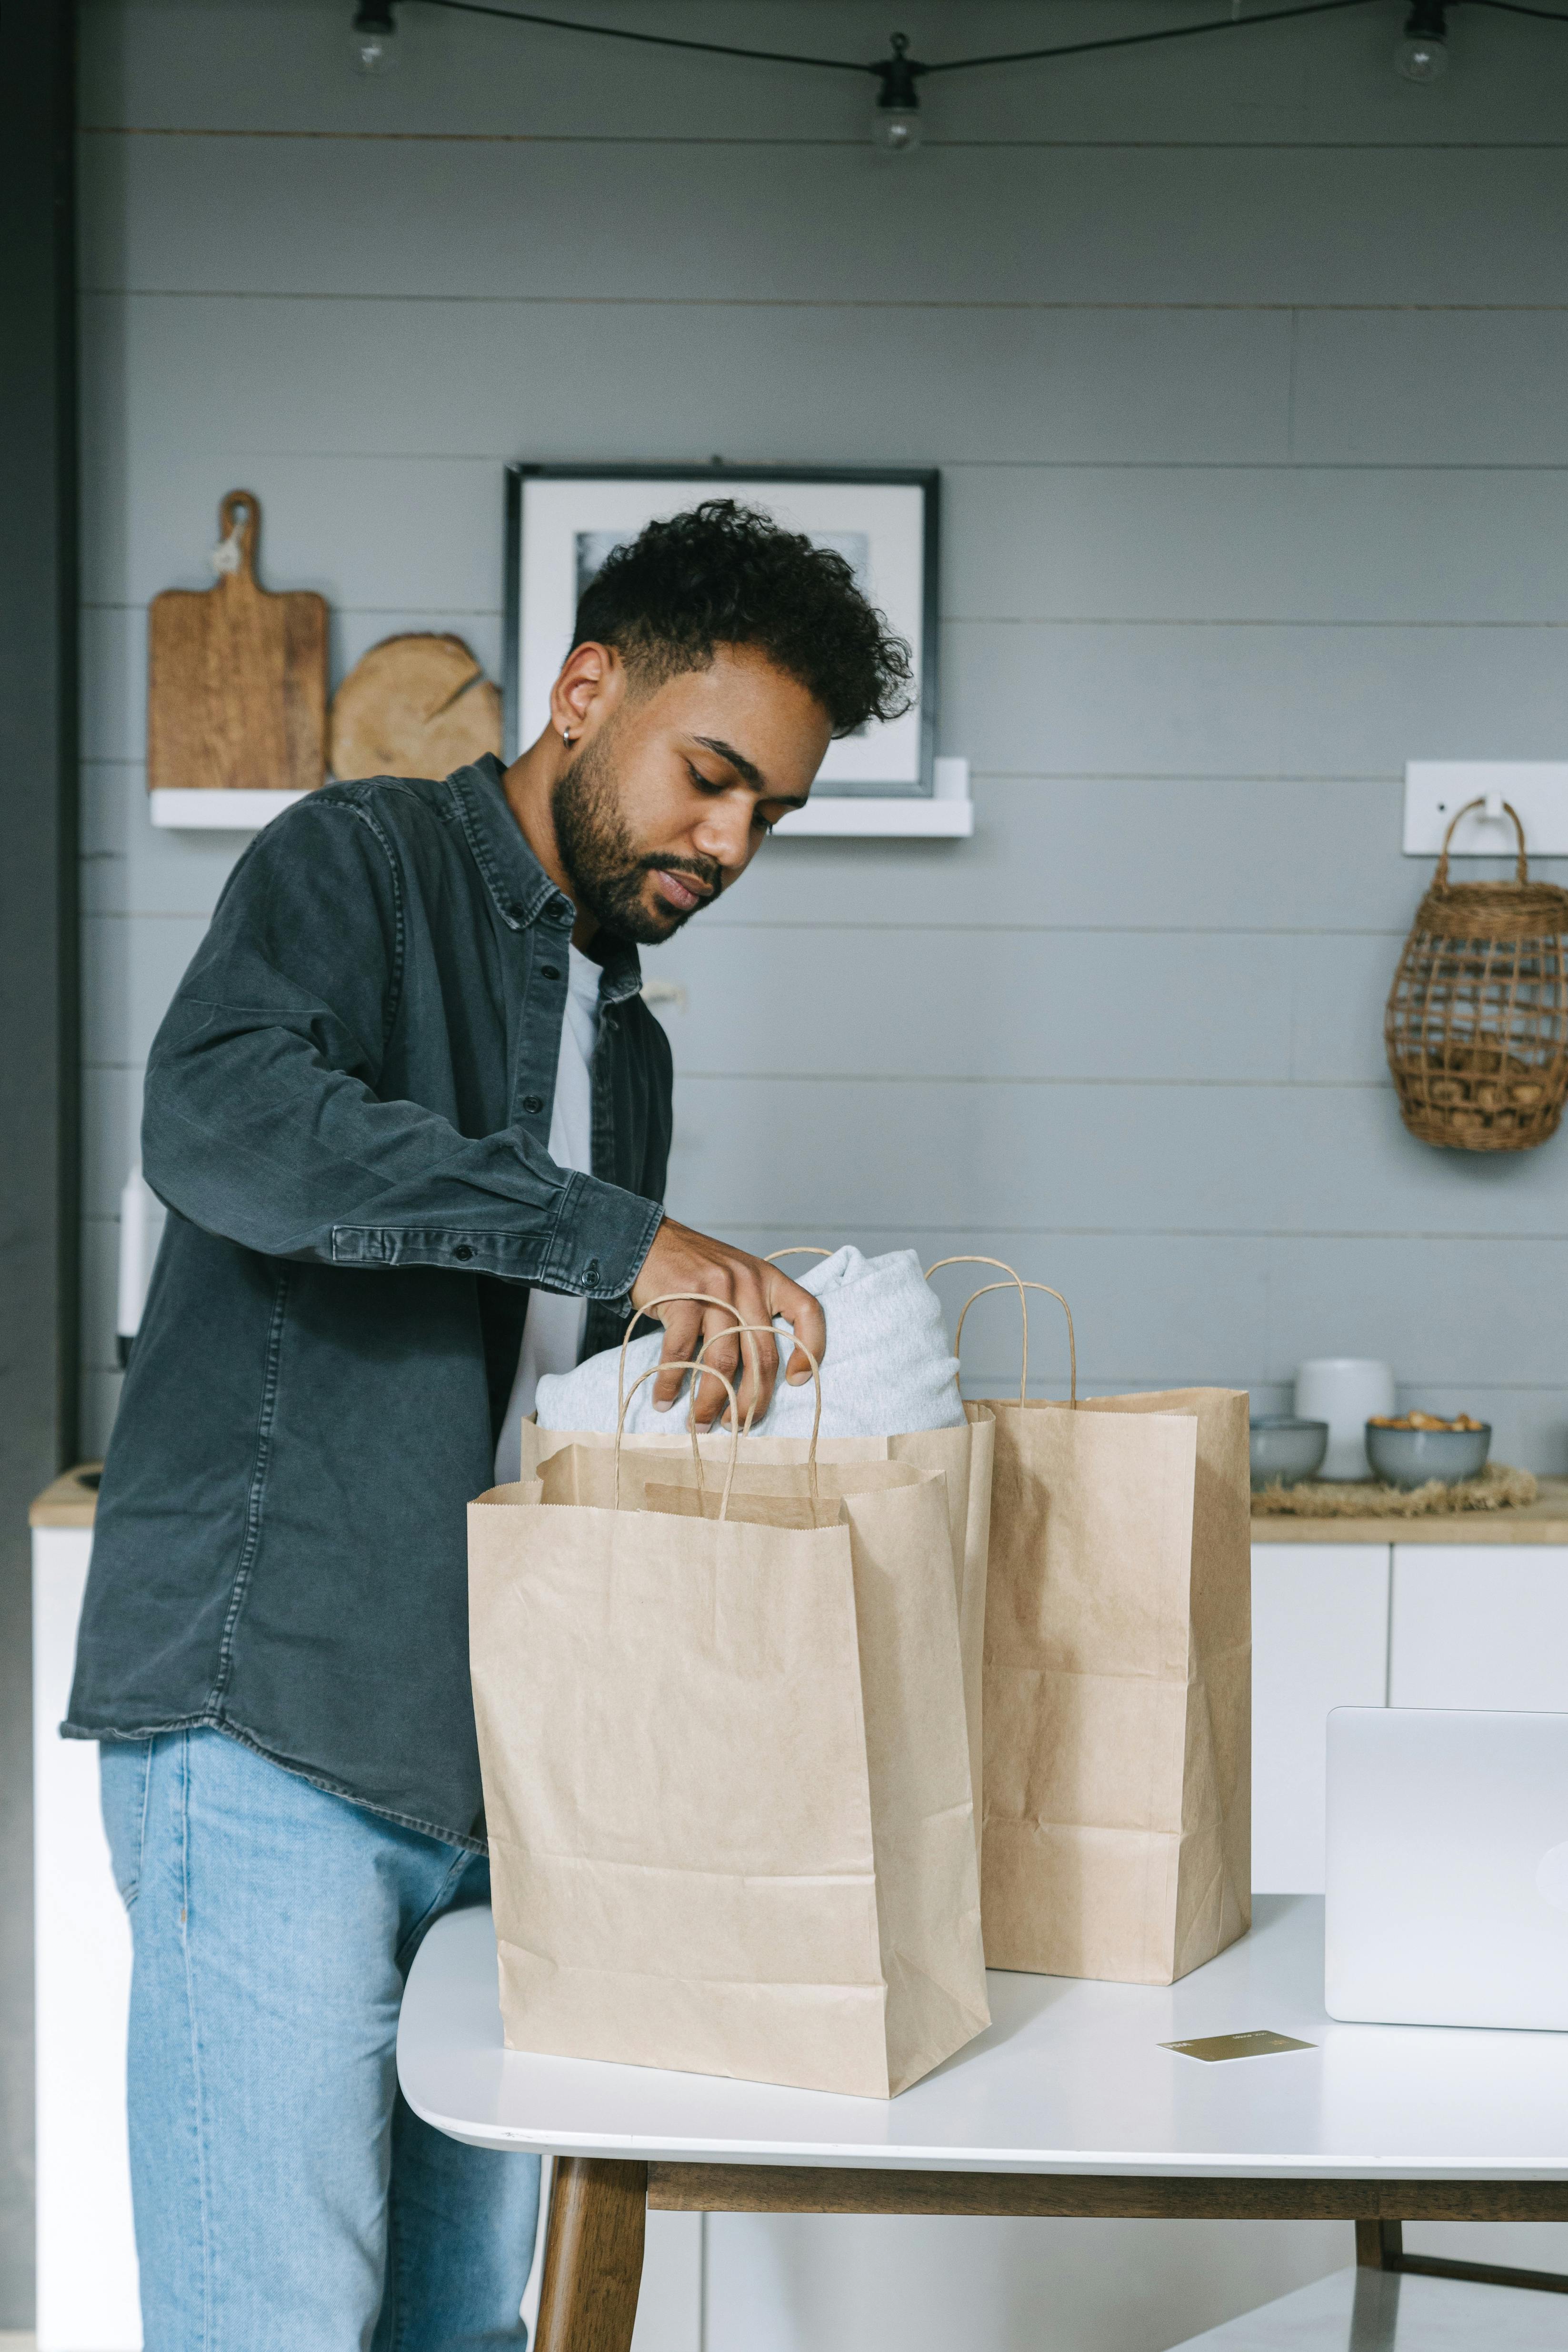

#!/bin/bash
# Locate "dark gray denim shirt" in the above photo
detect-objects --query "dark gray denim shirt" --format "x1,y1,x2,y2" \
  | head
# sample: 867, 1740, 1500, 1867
65, 758, 671, 1848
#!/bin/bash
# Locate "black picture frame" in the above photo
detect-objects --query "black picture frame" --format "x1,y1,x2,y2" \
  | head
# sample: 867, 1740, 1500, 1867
504, 462, 940, 795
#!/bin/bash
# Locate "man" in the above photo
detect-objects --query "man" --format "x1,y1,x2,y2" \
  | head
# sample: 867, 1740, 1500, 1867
67, 500, 912, 2350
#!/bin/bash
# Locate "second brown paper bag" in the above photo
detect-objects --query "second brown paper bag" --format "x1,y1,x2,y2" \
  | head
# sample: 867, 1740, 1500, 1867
945, 1269, 1251, 1987
471, 1390, 989, 2099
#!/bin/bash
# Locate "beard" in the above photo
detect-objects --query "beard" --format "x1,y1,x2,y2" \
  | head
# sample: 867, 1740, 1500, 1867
551, 726, 721, 945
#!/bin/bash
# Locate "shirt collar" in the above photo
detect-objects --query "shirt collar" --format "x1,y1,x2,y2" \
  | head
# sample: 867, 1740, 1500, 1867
449, 756, 644, 1004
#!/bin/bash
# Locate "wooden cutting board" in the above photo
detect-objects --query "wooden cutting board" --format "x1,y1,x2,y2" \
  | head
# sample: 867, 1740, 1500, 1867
329, 633, 502, 783
147, 489, 328, 793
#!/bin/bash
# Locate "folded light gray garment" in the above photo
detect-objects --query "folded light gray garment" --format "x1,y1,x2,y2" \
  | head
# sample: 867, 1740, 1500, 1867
534, 1245, 965, 1436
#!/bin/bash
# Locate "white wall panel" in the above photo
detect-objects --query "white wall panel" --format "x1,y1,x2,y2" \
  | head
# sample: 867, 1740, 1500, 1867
665, 1075, 1568, 1239
80, 291, 1296, 468
947, 466, 1568, 627
81, 133, 1568, 309
81, 762, 247, 918
946, 618, 1568, 780
1294, 310, 1568, 468
709, 778, 1568, 935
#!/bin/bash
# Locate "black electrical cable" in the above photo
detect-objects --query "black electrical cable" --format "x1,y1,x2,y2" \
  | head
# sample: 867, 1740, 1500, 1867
415, 0, 1568, 80
417, 0, 867, 71
416, 0, 1398, 81
919, 0, 1381, 79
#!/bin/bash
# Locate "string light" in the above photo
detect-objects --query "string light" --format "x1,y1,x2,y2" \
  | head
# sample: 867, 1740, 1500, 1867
350, 0, 399, 74
871, 32, 924, 152
1396, 0, 1450, 74
352, 1, 1568, 114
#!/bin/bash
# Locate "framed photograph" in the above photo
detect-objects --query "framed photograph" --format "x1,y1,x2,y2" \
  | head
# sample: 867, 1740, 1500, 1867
504, 464, 939, 795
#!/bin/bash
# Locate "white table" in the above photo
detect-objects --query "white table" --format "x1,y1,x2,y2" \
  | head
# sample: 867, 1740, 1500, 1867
398, 1894, 1568, 2349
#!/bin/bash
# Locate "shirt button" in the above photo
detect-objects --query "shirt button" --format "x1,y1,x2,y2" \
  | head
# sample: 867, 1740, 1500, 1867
522, 1093, 544, 1114
453, 1244, 475, 1262
540, 964, 561, 981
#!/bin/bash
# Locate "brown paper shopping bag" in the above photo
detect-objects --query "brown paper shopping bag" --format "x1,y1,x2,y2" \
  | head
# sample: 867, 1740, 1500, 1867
470, 1355, 989, 2098
518, 1272, 996, 1872
934, 1262, 1251, 1987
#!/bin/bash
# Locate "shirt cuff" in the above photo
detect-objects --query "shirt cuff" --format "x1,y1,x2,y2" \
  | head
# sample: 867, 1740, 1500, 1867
540, 1172, 663, 1302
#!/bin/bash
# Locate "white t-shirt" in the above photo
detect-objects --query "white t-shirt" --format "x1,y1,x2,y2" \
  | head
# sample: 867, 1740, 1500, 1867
493, 944, 602, 1483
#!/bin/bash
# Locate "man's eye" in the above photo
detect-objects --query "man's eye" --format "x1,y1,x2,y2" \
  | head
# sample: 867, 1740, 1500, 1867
686, 762, 725, 794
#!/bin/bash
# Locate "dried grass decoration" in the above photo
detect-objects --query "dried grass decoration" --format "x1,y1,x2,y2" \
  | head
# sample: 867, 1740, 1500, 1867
1385, 798, 1568, 1153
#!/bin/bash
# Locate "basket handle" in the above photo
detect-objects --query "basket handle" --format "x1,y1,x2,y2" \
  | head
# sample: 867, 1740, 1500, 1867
1438, 796, 1528, 887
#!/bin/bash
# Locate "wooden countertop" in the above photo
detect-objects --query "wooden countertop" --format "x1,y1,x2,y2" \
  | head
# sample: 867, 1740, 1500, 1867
1251, 1476, 1568, 1545
30, 1464, 102, 1527
35, 1464, 1568, 1545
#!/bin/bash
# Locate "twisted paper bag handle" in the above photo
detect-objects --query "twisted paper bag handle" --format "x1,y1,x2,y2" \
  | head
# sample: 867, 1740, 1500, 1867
614, 1358, 739, 1520
925, 1255, 1079, 1409
616, 1292, 823, 1500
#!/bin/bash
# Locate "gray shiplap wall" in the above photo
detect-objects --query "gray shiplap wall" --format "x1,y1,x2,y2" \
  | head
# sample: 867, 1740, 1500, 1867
78, 0, 1568, 1471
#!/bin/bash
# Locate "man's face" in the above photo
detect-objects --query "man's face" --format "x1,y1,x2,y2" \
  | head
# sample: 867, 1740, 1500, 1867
551, 646, 832, 945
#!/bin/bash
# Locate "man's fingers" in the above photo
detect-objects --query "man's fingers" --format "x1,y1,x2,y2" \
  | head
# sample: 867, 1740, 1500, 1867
691, 1310, 744, 1428
769, 1273, 827, 1385
725, 1276, 779, 1429
651, 1306, 703, 1411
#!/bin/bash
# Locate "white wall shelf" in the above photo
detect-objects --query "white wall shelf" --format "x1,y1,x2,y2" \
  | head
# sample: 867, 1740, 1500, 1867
148, 759, 975, 839
150, 787, 307, 830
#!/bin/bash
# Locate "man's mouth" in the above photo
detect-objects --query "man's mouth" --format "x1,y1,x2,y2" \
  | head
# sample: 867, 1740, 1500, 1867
649, 869, 712, 914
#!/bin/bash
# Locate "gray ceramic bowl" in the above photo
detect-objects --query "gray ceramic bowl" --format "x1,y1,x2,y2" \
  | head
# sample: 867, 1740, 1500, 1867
1365, 1422, 1491, 1490
1249, 1415, 1329, 1490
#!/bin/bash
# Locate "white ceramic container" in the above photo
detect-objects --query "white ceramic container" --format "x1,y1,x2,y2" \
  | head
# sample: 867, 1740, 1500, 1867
1294, 1359, 1396, 1481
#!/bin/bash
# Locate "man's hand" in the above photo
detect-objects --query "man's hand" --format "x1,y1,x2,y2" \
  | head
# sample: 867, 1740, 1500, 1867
629, 1219, 828, 1430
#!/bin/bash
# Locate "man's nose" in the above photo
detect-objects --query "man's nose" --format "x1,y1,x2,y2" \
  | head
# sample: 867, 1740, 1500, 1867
691, 794, 753, 870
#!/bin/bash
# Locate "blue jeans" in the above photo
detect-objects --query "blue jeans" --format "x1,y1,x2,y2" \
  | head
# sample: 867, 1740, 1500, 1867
100, 1728, 540, 2351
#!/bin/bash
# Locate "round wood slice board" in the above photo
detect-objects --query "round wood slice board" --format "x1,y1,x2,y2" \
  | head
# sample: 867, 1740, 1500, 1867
329, 633, 503, 781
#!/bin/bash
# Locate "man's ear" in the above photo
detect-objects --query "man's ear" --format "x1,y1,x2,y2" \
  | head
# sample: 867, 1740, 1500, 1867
549, 641, 619, 743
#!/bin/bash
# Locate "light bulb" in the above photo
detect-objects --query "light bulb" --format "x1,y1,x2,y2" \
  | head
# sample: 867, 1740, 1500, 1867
350, 0, 399, 75
873, 106, 922, 153
871, 30, 924, 153
1396, 1, 1448, 82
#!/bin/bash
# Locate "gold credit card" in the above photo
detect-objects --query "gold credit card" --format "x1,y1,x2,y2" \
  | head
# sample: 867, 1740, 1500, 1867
1162, 2028, 1316, 2064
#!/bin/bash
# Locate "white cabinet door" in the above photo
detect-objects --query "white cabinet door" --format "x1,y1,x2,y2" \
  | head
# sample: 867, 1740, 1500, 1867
1251, 1545, 1390, 1894
33, 1525, 141, 2352
1390, 1546, 1568, 1711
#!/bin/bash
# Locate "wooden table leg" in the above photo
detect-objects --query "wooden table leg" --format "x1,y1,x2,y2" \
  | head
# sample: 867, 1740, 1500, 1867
1356, 2218, 1403, 2269
534, 2157, 648, 2352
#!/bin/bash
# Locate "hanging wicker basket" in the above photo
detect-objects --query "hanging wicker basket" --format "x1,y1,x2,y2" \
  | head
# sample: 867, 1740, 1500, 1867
1385, 797, 1568, 1153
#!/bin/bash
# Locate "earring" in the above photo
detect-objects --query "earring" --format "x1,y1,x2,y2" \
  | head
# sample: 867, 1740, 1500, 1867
561, 727, 574, 745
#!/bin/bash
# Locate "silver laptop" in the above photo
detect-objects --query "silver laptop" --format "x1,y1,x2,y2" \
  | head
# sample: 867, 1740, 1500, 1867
1325, 1705, 1568, 2031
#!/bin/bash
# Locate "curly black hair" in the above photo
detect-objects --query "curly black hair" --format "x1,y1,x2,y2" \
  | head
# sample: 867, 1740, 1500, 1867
572, 498, 914, 738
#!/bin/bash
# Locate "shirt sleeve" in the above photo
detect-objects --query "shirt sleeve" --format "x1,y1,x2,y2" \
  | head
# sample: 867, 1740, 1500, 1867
141, 797, 662, 1300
